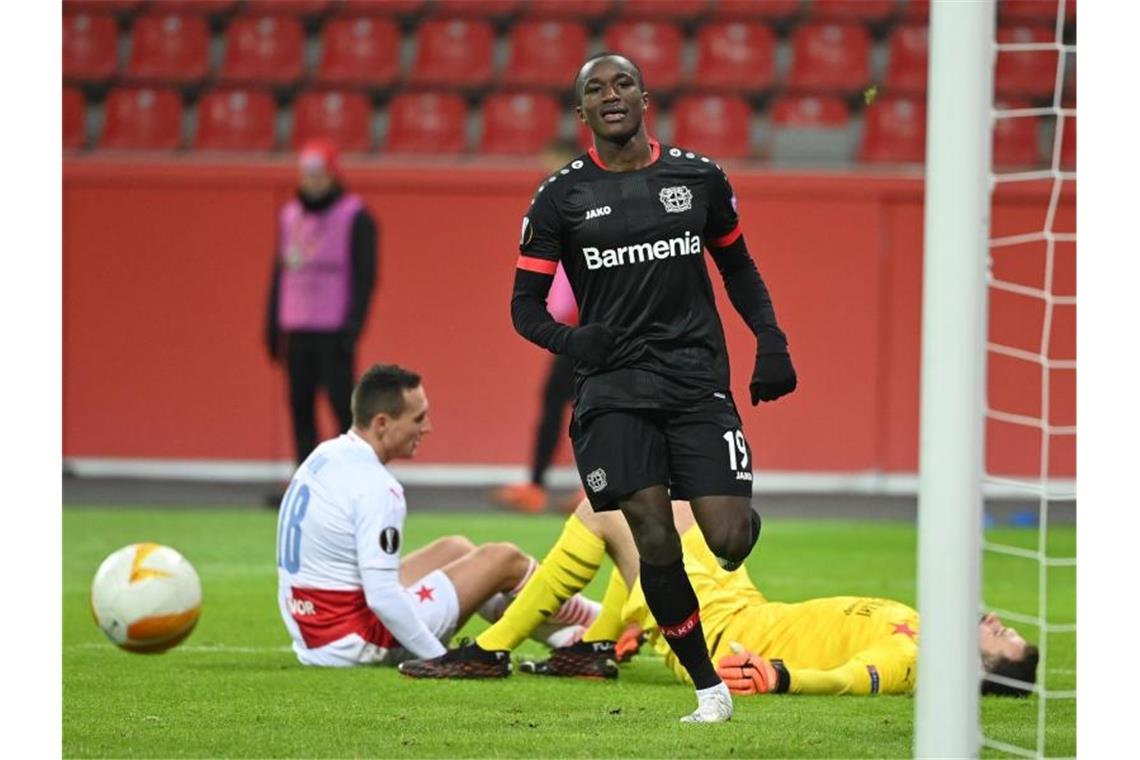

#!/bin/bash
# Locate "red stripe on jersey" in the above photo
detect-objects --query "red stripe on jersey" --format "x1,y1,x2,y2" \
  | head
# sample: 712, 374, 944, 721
588, 136, 661, 171
710, 224, 743, 248
517, 255, 558, 275
288, 587, 397, 650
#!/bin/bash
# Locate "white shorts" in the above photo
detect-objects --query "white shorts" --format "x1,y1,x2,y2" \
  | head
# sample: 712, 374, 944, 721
290, 569, 460, 667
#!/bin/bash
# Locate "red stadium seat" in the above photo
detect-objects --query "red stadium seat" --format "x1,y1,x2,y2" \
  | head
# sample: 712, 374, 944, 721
575, 106, 658, 150
786, 23, 871, 94
521, 0, 615, 21
691, 22, 777, 92
125, 13, 210, 87
479, 91, 561, 155
617, 0, 709, 20
901, 0, 929, 21
766, 94, 851, 162
334, 0, 427, 14
858, 96, 926, 164
995, 26, 1060, 100
434, 0, 522, 16
409, 19, 495, 89
1000, 0, 1076, 26
501, 20, 589, 90
99, 87, 184, 150
710, 0, 801, 21
64, 87, 87, 150
1059, 115, 1075, 170
992, 99, 1041, 169
244, 1, 333, 16
884, 24, 928, 95
315, 16, 401, 88
384, 91, 468, 154
809, 0, 896, 23
63, 1, 144, 14
603, 22, 684, 93
219, 15, 305, 87
292, 90, 373, 152
671, 94, 752, 159
194, 88, 278, 150
159, 1, 239, 14
63, 13, 119, 84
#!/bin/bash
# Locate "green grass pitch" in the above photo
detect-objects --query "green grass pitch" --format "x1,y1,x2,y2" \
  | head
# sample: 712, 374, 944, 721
63, 507, 1075, 758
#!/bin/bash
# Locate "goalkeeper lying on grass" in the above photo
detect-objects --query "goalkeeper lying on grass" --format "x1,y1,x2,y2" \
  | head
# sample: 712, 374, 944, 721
400, 500, 1038, 697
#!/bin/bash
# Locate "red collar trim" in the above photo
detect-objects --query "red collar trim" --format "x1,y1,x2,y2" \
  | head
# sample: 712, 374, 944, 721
587, 136, 660, 171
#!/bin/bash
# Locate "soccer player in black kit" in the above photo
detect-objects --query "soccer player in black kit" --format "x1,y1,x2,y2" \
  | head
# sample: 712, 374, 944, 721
399, 53, 797, 723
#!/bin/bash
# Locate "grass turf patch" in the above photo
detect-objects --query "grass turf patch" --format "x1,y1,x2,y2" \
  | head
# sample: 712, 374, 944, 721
64, 508, 1074, 758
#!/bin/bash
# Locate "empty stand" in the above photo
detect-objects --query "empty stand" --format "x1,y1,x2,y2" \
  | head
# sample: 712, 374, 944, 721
434, 0, 522, 16
883, 23, 928, 95
992, 100, 1041, 169
521, 0, 615, 21
710, 0, 801, 21
292, 90, 373, 152
671, 94, 753, 159
809, 0, 896, 24
125, 13, 211, 87
408, 19, 495, 89
385, 91, 468, 154
995, 26, 1060, 100
63, 13, 119, 85
334, 0, 427, 14
858, 96, 926, 163
691, 21, 777, 92
479, 92, 561, 155
766, 94, 851, 163
160, 1, 239, 15
99, 87, 184, 150
194, 88, 277, 150
786, 23, 871, 93
219, 15, 305, 88
501, 20, 589, 90
64, 87, 87, 150
244, 1, 333, 17
901, 0, 929, 21
603, 21, 684, 92
617, 0, 709, 21
1000, 0, 1076, 25
315, 16, 401, 88
1060, 116, 1075, 170
63, 0, 144, 14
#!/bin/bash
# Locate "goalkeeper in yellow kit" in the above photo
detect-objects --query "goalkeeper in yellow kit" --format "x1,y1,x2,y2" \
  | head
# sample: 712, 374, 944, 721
401, 500, 1038, 698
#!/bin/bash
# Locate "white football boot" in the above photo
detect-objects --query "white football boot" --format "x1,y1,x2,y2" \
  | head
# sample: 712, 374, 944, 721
680, 682, 734, 723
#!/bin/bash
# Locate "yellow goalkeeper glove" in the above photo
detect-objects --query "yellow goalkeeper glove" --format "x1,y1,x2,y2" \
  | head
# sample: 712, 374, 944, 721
716, 642, 780, 695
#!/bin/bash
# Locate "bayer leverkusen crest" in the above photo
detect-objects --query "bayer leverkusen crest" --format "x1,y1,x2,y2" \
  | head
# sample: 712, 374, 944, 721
659, 186, 693, 214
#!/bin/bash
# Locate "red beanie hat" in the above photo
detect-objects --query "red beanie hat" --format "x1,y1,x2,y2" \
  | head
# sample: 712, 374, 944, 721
298, 137, 340, 176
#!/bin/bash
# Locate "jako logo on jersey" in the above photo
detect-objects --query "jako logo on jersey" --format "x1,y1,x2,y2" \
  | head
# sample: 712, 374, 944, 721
586, 468, 607, 493
585, 206, 612, 220
287, 598, 316, 617
379, 527, 401, 555
659, 185, 693, 213
582, 231, 702, 270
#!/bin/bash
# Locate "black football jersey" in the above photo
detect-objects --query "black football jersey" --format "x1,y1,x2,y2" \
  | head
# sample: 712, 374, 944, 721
518, 140, 744, 412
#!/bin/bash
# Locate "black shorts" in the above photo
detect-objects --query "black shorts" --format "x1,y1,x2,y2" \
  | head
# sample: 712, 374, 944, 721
569, 394, 754, 511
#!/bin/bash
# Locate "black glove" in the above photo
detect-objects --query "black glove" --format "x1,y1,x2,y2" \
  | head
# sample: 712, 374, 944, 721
564, 324, 617, 367
750, 333, 797, 404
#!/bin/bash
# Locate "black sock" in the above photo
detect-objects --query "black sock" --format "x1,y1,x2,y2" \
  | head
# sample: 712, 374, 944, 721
639, 558, 720, 690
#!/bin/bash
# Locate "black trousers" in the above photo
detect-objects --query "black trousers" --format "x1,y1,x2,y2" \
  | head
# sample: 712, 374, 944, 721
530, 352, 577, 485
285, 331, 355, 465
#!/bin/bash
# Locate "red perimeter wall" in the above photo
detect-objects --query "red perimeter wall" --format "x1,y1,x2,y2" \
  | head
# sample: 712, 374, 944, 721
62, 159, 1075, 478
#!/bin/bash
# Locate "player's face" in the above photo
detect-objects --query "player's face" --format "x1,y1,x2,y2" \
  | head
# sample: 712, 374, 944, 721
576, 57, 649, 144
298, 167, 334, 200
978, 613, 1030, 662
383, 385, 432, 459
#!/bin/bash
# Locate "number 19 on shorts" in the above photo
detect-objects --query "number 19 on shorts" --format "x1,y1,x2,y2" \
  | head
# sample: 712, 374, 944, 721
722, 429, 750, 472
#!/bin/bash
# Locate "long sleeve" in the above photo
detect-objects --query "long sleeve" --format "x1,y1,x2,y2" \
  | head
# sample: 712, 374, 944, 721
345, 209, 378, 336
511, 267, 574, 354
787, 646, 916, 696
360, 567, 447, 660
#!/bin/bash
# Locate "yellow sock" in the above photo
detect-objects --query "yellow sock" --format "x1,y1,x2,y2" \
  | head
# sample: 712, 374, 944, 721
476, 514, 605, 651
582, 568, 629, 642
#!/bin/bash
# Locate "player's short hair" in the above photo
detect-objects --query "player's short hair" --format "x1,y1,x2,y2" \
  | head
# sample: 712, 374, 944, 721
574, 52, 645, 104
351, 364, 422, 427
981, 644, 1040, 697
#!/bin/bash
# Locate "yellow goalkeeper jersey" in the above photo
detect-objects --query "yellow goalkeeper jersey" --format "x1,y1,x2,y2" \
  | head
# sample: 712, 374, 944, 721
624, 527, 919, 695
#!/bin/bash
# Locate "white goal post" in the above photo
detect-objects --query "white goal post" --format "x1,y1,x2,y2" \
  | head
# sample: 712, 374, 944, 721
915, 1, 996, 758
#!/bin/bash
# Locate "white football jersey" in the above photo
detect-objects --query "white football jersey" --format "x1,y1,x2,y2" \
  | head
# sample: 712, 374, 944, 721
276, 431, 408, 662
